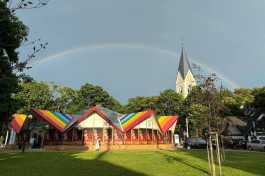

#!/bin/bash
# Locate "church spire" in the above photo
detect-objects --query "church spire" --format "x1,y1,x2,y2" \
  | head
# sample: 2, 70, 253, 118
176, 47, 196, 98
178, 48, 193, 80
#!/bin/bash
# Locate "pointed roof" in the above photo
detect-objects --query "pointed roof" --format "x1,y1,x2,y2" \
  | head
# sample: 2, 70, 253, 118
72, 106, 123, 133
119, 110, 161, 133
225, 116, 248, 135
30, 108, 74, 132
178, 48, 193, 79
64, 109, 88, 132
97, 106, 123, 130
10, 114, 27, 133
156, 115, 179, 134
10, 107, 180, 135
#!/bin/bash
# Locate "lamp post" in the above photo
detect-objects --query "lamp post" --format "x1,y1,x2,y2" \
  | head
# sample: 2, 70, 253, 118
22, 112, 33, 152
186, 118, 189, 138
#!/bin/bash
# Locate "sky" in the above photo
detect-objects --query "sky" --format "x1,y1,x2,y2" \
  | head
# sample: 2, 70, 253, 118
15, 0, 265, 104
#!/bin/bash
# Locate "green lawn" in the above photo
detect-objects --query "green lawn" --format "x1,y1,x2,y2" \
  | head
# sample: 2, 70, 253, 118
0, 149, 264, 176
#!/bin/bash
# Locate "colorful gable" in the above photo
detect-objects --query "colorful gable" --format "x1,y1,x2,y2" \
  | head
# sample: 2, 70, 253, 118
156, 115, 179, 134
31, 108, 74, 132
119, 110, 159, 133
10, 107, 179, 136
10, 114, 27, 133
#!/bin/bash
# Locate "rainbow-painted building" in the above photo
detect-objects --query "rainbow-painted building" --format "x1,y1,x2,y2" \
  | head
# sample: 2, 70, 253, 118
9, 106, 179, 150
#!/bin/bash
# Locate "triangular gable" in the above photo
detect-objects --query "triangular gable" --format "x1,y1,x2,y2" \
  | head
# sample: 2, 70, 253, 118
73, 106, 123, 133
10, 114, 27, 133
133, 113, 161, 132
97, 106, 123, 130
30, 108, 74, 132
149, 115, 161, 131
64, 111, 86, 132
156, 115, 179, 134
119, 110, 159, 133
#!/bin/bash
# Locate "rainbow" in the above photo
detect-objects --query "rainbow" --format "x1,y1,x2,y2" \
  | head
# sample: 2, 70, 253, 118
28, 43, 241, 89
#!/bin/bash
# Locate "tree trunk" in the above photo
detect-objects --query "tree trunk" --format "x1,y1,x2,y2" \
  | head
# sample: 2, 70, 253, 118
209, 136, 216, 176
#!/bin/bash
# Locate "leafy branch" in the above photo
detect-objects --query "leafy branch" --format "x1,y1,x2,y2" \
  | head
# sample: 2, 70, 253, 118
8, 0, 49, 12
15, 40, 48, 72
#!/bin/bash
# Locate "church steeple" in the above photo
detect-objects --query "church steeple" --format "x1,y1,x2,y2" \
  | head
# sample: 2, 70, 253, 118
176, 48, 196, 98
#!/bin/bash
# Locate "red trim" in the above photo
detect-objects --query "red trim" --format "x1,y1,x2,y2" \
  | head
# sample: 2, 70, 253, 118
65, 106, 123, 133
10, 120, 22, 133
75, 107, 96, 124
94, 107, 123, 133
30, 108, 64, 132
123, 110, 161, 133
161, 116, 179, 134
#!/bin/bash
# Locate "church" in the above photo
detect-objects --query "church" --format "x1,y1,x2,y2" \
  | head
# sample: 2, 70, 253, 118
176, 48, 196, 98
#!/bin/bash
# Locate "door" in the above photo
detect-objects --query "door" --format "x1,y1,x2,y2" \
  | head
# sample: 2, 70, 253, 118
31, 131, 45, 149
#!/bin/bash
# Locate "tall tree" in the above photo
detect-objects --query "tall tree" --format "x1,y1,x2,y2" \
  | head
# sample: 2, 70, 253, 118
218, 88, 254, 116
52, 86, 77, 113
74, 83, 123, 112
0, 0, 28, 123
12, 80, 54, 113
125, 96, 158, 113
252, 87, 265, 108
157, 89, 183, 116
0, 0, 48, 124
192, 67, 227, 176
234, 88, 254, 107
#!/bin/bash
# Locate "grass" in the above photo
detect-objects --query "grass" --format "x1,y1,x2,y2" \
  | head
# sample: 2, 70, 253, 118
0, 149, 264, 176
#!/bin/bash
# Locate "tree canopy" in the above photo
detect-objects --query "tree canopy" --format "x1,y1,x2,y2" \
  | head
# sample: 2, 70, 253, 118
0, 0, 48, 124
0, 1, 28, 123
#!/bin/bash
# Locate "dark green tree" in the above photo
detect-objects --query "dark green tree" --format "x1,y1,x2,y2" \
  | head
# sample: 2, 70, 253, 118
52, 86, 77, 113
125, 96, 158, 113
0, 0, 49, 126
0, 1, 28, 123
222, 88, 254, 116
12, 81, 54, 113
157, 89, 183, 116
252, 87, 265, 108
74, 83, 123, 113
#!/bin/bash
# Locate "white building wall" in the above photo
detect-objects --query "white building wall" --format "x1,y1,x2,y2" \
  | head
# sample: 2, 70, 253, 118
176, 70, 196, 98
133, 117, 160, 130
78, 113, 111, 128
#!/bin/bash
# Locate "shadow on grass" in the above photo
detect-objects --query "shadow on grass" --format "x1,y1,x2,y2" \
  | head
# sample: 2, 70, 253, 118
166, 149, 265, 176
156, 150, 208, 174
0, 151, 147, 176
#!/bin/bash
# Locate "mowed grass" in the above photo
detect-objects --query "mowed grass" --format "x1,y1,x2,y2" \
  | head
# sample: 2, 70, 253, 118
0, 149, 264, 176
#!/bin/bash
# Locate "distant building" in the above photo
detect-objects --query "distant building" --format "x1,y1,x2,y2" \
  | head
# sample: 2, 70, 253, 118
176, 48, 196, 98
225, 108, 265, 141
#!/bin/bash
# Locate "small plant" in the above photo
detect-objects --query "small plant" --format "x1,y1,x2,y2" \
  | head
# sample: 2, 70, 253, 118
0, 136, 5, 143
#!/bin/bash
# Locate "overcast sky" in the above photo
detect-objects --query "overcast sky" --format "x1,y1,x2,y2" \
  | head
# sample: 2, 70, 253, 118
16, 0, 265, 104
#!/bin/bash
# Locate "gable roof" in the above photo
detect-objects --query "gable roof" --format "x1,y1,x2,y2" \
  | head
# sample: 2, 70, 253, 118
73, 106, 123, 133
178, 48, 193, 79
226, 116, 248, 135
10, 114, 27, 133
156, 115, 179, 134
10, 107, 180, 135
30, 108, 74, 132
64, 109, 88, 132
97, 106, 123, 129
119, 110, 160, 133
